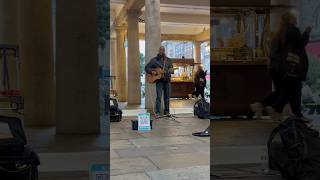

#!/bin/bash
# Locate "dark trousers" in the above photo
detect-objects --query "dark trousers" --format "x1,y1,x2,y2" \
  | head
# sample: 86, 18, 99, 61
155, 81, 170, 114
192, 85, 205, 98
262, 76, 303, 117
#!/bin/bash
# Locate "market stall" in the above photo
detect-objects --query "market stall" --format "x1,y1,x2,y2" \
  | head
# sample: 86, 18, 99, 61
170, 58, 195, 98
210, 6, 273, 117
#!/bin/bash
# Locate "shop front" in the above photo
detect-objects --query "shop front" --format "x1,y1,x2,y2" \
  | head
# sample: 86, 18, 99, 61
210, 6, 274, 117
171, 58, 195, 98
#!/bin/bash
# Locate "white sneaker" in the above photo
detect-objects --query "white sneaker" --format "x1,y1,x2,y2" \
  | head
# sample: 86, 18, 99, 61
250, 102, 264, 119
266, 106, 283, 121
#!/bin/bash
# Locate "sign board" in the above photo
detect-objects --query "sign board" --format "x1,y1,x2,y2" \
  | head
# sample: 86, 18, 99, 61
138, 113, 151, 131
90, 164, 109, 180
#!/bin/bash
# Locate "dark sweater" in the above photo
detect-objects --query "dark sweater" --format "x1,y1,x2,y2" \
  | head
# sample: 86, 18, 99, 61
269, 24, 310, 80
145, 54, 173, 82
195, 69, 206, 87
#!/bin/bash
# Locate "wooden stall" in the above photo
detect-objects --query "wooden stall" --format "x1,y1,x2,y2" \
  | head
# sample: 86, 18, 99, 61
170, 58, 195, 98
210, 6, 274, 117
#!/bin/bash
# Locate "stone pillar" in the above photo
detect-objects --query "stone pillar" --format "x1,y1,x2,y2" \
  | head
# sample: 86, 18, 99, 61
194, 41, 202, 72
19, 0, 55, 126
145, 0, 161, 111
56, 0, 100, 134
0, 0, 19, 91
127, 10, 141, 105
0, 0, 18, 44
110, 38, 117, 91
115, 26, 127, 102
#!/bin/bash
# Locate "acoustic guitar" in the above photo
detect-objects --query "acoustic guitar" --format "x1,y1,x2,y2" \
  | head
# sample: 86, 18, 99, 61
146, 68, 165, 84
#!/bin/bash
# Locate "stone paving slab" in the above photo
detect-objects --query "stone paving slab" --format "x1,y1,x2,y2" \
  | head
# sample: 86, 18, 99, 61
110, 139, 136, 150
211, 120, 279, 146
115, 143, 208, 159
111, 173, 151, 180
137, 126, 194, 138
110, 157, 158, 176
211, 146, 267, 165
147, 166, 210, 180
148, 152, 210, 169
110, 150, 120, 159
211, 164, 281, 180
111, 131, 143, 140
129, 136, 204, 147
38, 151, 107, 173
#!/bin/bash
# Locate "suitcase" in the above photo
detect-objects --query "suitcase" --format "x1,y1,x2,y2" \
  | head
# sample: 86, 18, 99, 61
0, 116, 40, 180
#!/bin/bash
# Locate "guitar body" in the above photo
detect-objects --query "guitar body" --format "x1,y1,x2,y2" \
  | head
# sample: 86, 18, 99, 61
146, 68, 165, 84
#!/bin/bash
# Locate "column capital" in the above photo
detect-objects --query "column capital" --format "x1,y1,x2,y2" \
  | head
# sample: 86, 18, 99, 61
114, 25, 127, 31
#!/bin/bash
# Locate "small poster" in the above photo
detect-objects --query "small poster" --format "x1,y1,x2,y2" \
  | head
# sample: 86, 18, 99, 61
89, 164, 109, 180
138, 113, 151, 131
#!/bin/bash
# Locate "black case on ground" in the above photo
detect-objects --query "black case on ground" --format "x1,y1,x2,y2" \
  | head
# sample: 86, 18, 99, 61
110, 98, 122, 122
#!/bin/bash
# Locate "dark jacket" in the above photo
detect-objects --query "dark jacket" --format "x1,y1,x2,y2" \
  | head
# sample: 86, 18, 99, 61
195, 69, 207, 87
145, 54, 174, 82
269, 24, 310, 80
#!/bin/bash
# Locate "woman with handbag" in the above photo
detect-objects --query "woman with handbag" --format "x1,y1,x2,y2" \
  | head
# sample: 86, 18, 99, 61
251, 11, 312, 122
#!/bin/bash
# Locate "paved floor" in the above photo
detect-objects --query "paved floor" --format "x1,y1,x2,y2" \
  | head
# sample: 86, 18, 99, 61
25, 119, 108, 179
110, 114, 210, 180
210, 116, 320, 180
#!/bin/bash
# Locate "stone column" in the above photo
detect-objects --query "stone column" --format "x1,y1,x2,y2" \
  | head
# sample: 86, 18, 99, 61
194, 41, 202, 72
0, 0, 19, 91
55, 0, 100, 134
145, 0, 161, 111
19, 0, 55, 126
127, 10, 141, 105
0, 0, 19, 116
0, 0, 18, 44
110, 38, 117, 91
115, 26, 127, 102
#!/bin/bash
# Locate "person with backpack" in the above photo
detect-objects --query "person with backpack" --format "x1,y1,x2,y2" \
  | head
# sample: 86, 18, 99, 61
251, 11, 312, 122
189, 66, 207, 99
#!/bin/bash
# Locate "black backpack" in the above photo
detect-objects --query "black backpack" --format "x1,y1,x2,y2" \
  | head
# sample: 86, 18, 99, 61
110, 98, 122, 122
268, 116, 320, 180
194, 99, 210, 119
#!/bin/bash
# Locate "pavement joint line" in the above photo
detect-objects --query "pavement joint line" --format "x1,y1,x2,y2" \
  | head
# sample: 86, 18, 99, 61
146, 155, 161, 170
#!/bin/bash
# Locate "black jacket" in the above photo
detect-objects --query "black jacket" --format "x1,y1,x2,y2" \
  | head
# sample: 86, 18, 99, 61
195, 69, 207, 87
269, 24, 310, 80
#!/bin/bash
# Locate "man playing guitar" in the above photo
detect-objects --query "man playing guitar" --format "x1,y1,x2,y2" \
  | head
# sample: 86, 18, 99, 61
145, 46, 174, 118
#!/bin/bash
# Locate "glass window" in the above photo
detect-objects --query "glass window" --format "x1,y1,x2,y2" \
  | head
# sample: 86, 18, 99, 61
162, 41, 194, 59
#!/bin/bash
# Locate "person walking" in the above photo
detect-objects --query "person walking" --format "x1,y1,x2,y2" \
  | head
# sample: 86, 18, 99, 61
251, 11, 312, 122
145, 46, 174, 118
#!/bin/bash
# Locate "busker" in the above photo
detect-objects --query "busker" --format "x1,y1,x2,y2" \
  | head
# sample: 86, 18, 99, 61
145, 46, 174, 119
